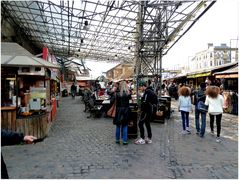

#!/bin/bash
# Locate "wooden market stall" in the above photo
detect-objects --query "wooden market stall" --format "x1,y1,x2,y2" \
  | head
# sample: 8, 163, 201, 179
1, 42, 60, 138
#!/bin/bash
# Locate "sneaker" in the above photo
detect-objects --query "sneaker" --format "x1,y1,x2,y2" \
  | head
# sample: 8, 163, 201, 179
186, 130, 191, 134
216, 137, 221, 143
210, 131, 214, 135
145, 138, 152, 144
196, 131, 200, 135
115, 140, 120, 144
123, 142, 128, 145
199, 134, 204, 138
181, 130, 187, 135
134, 138, 145, 145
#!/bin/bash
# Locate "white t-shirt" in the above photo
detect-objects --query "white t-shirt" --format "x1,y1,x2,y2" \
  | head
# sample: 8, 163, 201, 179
205, 95, 224, 115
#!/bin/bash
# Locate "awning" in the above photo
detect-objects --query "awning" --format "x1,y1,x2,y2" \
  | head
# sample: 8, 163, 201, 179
187, 72, 211, 78
1, 55, 60, 69
213, 64, 238, 78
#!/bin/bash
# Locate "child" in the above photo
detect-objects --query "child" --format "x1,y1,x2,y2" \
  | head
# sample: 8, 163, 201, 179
178, 86, 193, 134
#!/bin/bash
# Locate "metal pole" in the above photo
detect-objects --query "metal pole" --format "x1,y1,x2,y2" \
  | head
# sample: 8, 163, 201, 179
135, 1, 144, 104
159, 49, 162, 98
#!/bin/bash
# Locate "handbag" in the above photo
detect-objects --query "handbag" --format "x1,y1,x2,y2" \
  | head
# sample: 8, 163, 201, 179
198, 101, 208, 113
107, 101, 116, 117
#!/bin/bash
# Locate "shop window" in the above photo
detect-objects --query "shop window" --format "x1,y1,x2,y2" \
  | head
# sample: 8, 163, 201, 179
22, 67, 30, 72
35, 67, 42, 71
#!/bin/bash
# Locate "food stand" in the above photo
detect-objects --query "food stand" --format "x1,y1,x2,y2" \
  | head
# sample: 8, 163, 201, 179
1, 42, 59, 138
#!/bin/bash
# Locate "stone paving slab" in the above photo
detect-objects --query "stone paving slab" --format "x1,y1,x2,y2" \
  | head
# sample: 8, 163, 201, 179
2, 96, 238, 179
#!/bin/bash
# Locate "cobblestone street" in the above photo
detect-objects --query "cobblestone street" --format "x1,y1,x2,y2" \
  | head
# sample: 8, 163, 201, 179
2, 96, 238, 179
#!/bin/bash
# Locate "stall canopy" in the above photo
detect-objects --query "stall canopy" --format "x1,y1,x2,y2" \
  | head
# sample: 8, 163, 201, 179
186, 61, 238, 79
1, 42, 60, 69
214, 64, 238, 78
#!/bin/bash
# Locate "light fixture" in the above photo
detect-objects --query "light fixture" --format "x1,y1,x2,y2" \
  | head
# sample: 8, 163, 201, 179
81, 39, 84, 43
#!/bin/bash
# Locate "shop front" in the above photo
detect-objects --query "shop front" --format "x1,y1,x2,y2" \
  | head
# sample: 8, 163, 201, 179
214, 65, 238, 115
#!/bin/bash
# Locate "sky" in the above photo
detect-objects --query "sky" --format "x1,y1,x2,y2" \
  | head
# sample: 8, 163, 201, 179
84, 60, 119, 78
162, 0, 239, 69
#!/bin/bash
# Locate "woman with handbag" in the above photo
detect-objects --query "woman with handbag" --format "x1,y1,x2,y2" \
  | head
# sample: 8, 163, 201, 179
205, 86, 224, 143
113, 81, 131, 145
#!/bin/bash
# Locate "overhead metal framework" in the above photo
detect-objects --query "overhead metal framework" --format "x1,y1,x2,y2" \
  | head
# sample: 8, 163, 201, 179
1, 0, 216, 74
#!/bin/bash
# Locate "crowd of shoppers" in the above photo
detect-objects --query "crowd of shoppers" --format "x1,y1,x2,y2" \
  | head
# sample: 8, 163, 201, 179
176, 82, 224, 143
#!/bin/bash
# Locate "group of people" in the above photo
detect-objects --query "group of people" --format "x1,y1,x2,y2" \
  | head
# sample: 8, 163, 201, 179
178, 82, 224, 142
110, 80, 158, 145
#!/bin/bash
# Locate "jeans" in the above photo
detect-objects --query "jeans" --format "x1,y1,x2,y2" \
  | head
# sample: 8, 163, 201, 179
180, 110, 189, 130
209, 114, 222, 137
115, 124, 128, 142
195, 108, 207, 136
138, 110, 152, 139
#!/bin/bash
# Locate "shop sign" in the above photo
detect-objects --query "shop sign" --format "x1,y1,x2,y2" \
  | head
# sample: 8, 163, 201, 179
215, 74, 238, 78
187, 72, 211, 78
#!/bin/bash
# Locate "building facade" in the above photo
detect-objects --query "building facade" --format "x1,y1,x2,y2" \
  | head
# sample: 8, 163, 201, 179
189, 43, 238, 71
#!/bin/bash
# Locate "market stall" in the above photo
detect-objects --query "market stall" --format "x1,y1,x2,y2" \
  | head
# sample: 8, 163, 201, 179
1, 42, 59, 138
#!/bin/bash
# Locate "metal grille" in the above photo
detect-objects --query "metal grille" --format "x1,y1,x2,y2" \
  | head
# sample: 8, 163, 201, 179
1, 0, 215, 71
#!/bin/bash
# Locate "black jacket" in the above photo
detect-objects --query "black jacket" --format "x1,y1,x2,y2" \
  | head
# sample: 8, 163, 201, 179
113, 91, 131, 125
141, 87, 158, 112
1, 129, 24, 179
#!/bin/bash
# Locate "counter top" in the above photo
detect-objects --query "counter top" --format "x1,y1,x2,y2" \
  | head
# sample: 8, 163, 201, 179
1, 106, 16, 110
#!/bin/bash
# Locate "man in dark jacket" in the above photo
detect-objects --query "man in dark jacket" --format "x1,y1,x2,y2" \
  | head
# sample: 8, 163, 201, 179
135, 81, 158, 145
1, 129, 36, 179
193, 82, 207, 137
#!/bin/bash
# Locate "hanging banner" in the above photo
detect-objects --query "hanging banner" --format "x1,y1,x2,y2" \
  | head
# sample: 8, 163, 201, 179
43, 47, 48, 60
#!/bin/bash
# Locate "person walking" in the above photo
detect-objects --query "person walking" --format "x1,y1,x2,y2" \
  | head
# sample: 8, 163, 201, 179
113, 81, 131, 145
70, 82, 77, 99
1, 129, 37, 179
134, 81, 158, 145
178, 86, 193, 134
193, 82, 207, 137
205, 86, 224, 142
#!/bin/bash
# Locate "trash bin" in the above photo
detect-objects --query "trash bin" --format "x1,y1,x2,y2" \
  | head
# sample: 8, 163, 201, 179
128, 105, 138, 139
161, 96, 171, 119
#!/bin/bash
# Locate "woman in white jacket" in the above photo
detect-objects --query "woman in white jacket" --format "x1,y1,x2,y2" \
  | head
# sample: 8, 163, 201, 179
205, 86, 224, 142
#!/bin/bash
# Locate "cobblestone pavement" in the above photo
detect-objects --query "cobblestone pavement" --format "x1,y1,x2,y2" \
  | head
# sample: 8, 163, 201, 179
2, 96, 238, 179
